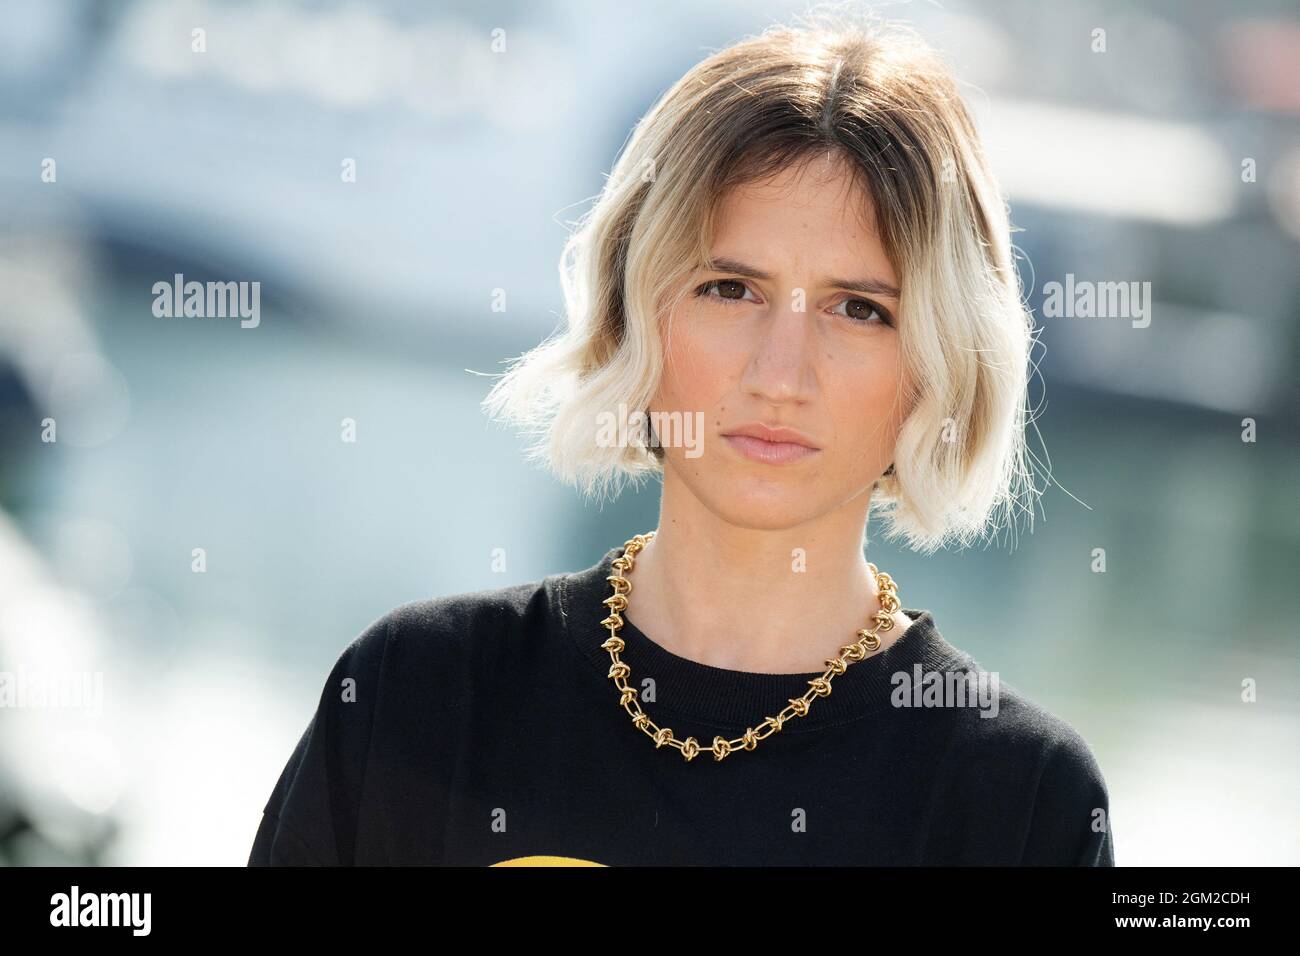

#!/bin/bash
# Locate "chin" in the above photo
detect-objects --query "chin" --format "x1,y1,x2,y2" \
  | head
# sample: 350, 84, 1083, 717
704, 485, 822, 531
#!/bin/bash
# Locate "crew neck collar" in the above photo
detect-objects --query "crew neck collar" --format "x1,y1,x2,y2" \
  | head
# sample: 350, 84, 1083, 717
557, 545, 969, 733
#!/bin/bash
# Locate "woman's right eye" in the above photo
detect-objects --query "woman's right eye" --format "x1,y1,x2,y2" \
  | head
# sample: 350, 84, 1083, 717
695, 279, 757, 304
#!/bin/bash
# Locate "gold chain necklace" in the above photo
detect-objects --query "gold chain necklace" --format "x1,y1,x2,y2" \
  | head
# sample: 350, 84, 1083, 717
599, 530, 903, 762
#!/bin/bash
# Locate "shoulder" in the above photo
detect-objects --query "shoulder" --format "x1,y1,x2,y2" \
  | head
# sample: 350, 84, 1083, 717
996, 685, 1113, 864
323, 575, 560, 707
352, 576, 553, 652
942, 657, 1108, 789
927, 652, 1113, 863
253, 573, 579, 865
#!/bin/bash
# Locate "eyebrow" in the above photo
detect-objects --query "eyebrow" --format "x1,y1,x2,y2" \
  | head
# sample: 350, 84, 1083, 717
704, 256, 901, 300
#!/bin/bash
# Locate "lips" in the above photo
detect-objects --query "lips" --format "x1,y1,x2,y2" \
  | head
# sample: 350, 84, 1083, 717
721, 422, 819, 448
720, 422, 821, 465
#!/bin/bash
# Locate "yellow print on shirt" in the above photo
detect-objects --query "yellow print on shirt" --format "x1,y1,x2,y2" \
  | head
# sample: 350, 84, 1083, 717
489, 854, 605, 866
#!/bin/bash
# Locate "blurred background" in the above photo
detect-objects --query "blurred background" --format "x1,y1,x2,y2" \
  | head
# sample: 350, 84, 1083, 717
0, 0, 1296, 866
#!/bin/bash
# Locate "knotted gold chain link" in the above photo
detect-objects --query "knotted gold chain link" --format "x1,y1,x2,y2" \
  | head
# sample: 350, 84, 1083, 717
599, 530, 902, 762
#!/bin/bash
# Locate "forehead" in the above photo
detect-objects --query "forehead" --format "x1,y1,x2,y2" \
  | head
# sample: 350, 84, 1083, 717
708, 157, 887, 268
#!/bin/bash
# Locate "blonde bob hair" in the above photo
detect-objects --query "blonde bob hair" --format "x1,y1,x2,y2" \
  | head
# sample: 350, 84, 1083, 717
482, 14, 1040, 555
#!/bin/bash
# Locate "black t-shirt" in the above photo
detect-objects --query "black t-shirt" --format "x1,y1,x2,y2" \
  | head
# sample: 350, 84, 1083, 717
248, 545, 1115, 866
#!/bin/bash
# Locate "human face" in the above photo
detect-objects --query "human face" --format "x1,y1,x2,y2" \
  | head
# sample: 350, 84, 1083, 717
648, 156, 913, 530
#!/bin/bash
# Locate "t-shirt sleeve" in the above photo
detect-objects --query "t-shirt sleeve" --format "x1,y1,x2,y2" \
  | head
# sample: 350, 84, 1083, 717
1018, 727, 1115, 866
247, 614, 390, 866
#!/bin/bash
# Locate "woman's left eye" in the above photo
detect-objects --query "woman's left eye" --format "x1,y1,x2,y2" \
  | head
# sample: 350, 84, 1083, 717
832, 297, 892, 326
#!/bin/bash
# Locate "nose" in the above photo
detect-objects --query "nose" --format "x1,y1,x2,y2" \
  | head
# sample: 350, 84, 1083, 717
739, 295, 816, 406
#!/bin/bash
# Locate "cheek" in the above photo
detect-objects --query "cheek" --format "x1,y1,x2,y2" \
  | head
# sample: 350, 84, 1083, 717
827, 347, 908, 459
658, 313, 737, 408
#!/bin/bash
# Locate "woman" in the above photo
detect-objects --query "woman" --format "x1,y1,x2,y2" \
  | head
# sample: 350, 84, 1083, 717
249, 17, 1113, 867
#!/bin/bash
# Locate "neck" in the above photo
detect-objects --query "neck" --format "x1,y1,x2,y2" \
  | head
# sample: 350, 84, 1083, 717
622, 478, 913, 674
